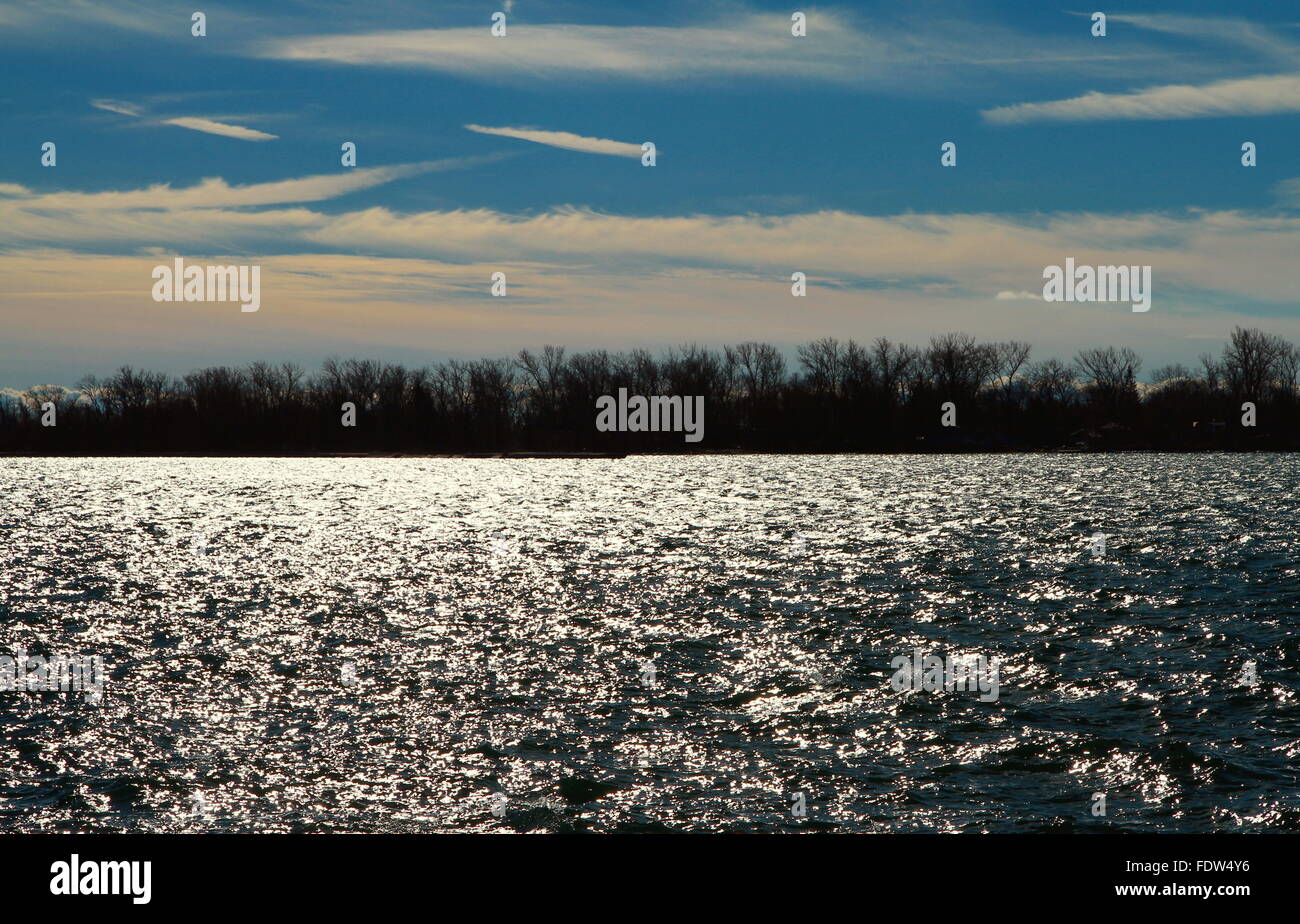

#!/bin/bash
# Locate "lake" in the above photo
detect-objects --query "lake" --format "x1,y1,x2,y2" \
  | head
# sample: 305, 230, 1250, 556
1, 454, 1297, 832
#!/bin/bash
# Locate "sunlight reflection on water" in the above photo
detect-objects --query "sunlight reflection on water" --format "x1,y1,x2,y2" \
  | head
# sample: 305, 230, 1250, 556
1, 453, 1298, 832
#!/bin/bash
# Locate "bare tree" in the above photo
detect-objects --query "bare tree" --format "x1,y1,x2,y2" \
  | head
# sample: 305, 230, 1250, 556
797, 337, 846, 396
21, 384, 78, 420
994, 340, 1032, 397
1025, 358, 1078, 406
871, 337, 912, 404
726, 341, 786, 404
1220, 326, 1292, 399
1150, 363, 1192, 385
924, 332, 999, 399
1075, 346, 1141, 414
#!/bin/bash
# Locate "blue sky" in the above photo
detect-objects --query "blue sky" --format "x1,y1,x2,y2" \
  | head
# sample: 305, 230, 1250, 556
2, 0, 1300, 387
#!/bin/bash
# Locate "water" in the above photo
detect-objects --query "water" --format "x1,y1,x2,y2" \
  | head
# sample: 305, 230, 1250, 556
1, 454, 1297, 832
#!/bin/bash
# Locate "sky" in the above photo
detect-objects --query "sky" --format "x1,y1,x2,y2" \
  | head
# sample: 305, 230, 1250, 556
2, 0, 1300, 388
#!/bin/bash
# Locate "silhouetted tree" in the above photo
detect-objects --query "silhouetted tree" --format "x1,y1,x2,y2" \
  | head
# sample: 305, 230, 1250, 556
2, 328, 1297, 454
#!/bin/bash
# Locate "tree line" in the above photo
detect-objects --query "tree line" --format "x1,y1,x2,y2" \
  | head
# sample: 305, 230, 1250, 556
2, 327, 1298, 454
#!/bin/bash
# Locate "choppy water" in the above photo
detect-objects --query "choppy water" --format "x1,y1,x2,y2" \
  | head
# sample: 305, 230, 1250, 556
1, 454, 1297, 833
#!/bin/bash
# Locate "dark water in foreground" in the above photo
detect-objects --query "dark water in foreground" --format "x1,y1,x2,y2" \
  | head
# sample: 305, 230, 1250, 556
1, 454, 1297, 833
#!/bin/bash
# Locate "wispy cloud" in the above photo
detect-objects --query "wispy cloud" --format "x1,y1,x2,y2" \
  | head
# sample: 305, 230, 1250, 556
1104, 13, 1300, 61
984, 12, 1300, 124
9, 167, 1300, 313
159, 116, 278, 141
256, 11, 1178, 89
0, 157, 504, 213
983, 73, 1300, 124
257, 13, 870, 83
90, 99, 144, 117
0, 3, 1250, 95
465, 124, 642, 158
5, 4, 1215, 94
6, 206, 1300, 388
92, 98, 279, 141
0, 0, 269, 41
7, 180, 1300, 385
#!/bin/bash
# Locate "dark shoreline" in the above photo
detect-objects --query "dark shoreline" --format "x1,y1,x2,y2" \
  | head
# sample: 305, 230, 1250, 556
2, 447, 1296, 459
6, 328, 1300, 456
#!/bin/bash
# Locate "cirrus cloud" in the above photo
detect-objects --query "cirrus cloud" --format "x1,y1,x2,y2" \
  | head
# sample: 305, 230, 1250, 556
92, 98, 279, 141
464, 124, 643, 158
0, 157, 508, 213
983, 73, 1300, 124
